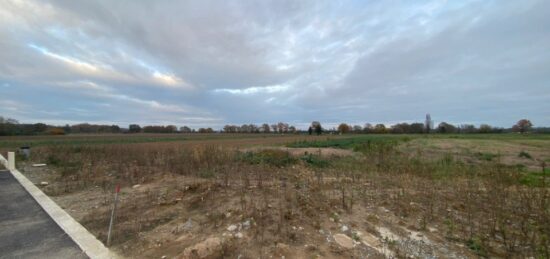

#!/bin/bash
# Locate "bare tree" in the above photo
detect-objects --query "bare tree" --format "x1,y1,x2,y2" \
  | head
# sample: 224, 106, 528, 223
261, 123, 270, 133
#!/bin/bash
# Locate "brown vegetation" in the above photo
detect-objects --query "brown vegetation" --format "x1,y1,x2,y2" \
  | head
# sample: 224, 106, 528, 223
13, 134, 550, 258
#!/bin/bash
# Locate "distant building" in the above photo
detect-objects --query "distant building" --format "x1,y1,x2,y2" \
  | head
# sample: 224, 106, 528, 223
425, 114, 434, 133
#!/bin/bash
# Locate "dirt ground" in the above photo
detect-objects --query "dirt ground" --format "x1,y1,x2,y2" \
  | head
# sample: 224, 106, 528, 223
243, 146, 357, 157
11, 134, 549, 258
18, 146, 476, 259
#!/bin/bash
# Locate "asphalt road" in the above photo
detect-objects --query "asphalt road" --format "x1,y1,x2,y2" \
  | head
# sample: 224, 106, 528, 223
0, 170, 87, 259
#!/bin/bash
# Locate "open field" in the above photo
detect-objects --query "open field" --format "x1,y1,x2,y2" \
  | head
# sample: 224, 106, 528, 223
3, 133, 549, 258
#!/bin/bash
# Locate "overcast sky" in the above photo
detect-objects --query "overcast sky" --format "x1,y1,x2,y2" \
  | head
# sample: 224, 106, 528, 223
0, 0, 548, 129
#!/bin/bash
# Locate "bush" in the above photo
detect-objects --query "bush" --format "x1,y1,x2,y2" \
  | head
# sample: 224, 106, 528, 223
518, 151, 532, 159
300, 154, 330, 168
239, 149, 297, 167
475, 152, 498, 161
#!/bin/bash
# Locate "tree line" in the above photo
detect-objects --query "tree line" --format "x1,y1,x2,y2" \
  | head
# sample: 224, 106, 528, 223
0, 116, 546, 136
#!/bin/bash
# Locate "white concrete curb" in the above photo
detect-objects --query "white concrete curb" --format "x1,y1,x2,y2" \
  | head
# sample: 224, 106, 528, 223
0, 154, 119, 259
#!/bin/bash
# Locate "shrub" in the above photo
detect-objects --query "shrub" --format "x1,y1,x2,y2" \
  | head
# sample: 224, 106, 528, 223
475, 152, 498, 161
518, 151, 532, 159
239, 149, 297, 167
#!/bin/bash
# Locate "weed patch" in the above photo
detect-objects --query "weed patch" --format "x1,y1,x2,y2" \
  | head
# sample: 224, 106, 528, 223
238, 149, 297, 167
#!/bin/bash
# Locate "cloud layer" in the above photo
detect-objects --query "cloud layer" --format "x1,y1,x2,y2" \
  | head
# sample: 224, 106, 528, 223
1, 0, 548, 128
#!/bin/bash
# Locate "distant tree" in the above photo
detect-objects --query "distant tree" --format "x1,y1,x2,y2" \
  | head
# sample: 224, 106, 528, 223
311, 121, 322, 135
251, 124, 260, 133
63, 124, 71, 134
129, 124, 141, 133
437, 122, 457, 134
409, 123, 424, 134
288, 126, 296, 133
110, 125, 121, 133
223, 125, 239, 133
198, 127, 214, 133
308, 126, 313, 135
315, 125, 322, 135
459, 124, 477, 134
374, 124, 387, 134
478, 124, 492, 134
513, 119, 533, 134
277, 122, 289, 133
363, 123, 374, 134
261, 123, 270, 133
352, 125, 362, 133
32, 123, 48, 133
337, 123, 351, 134
0, 116, 19, 124
166, 125, 178, 133
241, 124, 250, 133
270, 124, 278, 133
391, 123, 410, 134
180, 126, 192, 133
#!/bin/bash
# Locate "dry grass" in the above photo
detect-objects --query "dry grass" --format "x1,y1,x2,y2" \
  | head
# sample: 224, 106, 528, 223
11, 134, 550, 258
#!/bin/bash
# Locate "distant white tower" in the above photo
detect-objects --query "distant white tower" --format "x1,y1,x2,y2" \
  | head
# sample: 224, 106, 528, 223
425, 114, 433, 133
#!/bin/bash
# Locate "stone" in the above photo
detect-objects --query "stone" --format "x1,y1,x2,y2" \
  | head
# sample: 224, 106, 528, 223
333, 234, 355, 249
227, 224, 238, 232
132, 184, 141, 189
182, 218, 194, 231
179, 237, 222, 258
39, 181, 48, 186
242, 219, 251, 229
341, 225, 349, 232
234, 232, 243, 238
358, 232, 381, 248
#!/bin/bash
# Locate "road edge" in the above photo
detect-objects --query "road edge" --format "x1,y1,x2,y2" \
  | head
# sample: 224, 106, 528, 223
0, 155, 119, 259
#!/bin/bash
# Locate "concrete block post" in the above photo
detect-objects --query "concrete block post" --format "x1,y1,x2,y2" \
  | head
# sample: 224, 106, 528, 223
8, 152, 15, 170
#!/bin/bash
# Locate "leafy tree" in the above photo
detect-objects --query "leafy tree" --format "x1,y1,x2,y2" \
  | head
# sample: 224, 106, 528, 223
337, 123, 351, 134
459, 124, 477, 134
198, 127, 214, 133
409, 123, 424, 134
311, 121, 322, 135
437, 122, 457, 133
478, 124, 492, 134
0, 116, 19, 124
308, 126, 313, 135
129, 124, 141, 133
288, 126, 296, 133
391, 123, 410, 134
180, 126, 192, 133
374, 124, 387, 134
363, 123, 374, 133
513, 119, 533, 134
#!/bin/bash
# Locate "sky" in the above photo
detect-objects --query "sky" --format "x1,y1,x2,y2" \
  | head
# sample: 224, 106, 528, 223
0, 0, 549, 129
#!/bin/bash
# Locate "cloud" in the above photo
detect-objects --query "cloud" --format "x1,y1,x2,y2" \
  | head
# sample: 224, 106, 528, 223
213, 84, 290, 95
0, 0, 548, 128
